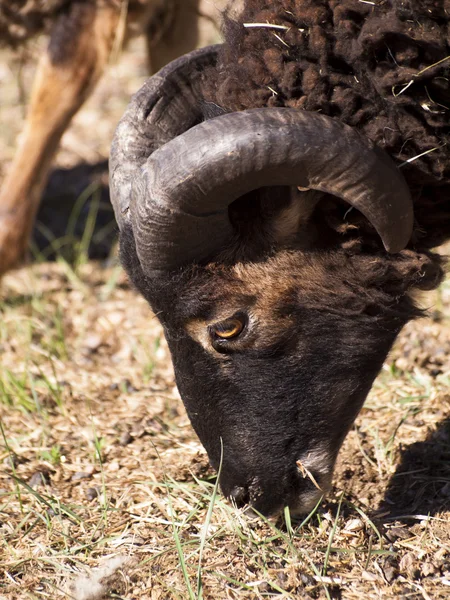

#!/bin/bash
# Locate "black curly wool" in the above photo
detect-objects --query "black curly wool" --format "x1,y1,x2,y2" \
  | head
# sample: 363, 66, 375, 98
205, 0, 450, 249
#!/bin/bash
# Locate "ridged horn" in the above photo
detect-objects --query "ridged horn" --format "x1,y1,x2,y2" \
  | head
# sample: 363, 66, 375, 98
127, 108, 413, 275
109, 44, 221, 232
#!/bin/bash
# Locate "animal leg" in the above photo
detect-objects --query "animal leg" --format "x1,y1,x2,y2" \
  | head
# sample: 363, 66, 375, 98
0, 1, 121, 276
147, 0, 221, 74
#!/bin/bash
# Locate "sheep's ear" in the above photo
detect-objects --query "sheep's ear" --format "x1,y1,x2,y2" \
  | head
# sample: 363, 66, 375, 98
353, 250, 445, 295
271, 188, 322, 245
388, 250, 444, 292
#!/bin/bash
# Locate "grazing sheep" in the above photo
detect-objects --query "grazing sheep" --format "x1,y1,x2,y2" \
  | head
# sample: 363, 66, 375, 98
110, 0, 449, 515
0, 0, 224, 276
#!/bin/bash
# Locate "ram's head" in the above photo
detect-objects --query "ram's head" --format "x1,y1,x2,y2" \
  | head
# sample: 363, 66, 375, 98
110, 46, 441, 516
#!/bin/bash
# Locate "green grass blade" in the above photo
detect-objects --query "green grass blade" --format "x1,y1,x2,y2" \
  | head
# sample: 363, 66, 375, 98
196, 438, 223, 599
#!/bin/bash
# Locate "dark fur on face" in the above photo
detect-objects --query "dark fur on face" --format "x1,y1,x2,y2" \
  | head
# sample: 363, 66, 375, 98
120, 222, 445, 514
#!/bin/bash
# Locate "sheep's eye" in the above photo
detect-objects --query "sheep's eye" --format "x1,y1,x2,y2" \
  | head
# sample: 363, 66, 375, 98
210, 314, 246, 341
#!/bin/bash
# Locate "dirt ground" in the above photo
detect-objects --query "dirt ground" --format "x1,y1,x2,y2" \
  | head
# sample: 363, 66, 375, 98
1, 17, 450, 600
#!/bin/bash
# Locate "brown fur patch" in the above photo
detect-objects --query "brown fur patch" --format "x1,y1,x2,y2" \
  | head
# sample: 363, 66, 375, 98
271, 189, 321, 245
184, 246, 445, 354
186, 256, 300, 352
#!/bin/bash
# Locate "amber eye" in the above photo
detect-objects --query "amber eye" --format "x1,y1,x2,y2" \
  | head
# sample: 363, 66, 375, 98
210, 314, 246, 341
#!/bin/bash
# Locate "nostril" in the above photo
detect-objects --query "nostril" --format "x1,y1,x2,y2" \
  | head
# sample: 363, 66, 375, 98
228, 486, 249, 507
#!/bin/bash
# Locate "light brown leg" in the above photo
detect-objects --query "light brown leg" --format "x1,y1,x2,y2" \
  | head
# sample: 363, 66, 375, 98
0, 1, 121, 276
147, 0, 222, 74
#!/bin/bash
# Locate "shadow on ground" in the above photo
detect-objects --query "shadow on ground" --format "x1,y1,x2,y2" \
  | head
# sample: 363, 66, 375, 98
380, 416, 450, 518
34, 160, 117, 261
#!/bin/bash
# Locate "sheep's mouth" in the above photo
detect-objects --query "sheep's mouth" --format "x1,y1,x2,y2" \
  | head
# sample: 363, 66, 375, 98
227, 470, 332, 518
290, 485, 330, 517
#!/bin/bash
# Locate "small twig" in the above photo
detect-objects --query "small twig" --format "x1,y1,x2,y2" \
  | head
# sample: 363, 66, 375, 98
313, 575, 344, 585
243, 22, 289, 31
382, 514, 447, 522
398, 143, 446, 168
392, 79, 414, 97
399, 578, 434, 600
296, 459, 322, 491
110, 0, 129, 64
416, 55, 450, 77
364, 535, 373, 570
424, 85, 449, 111
273, 32, 290, 47
392, 55, 450, 97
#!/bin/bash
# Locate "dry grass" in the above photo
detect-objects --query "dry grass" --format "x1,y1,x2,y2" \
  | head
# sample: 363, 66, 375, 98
1, 28, 450, 600
1, 260, 449, 599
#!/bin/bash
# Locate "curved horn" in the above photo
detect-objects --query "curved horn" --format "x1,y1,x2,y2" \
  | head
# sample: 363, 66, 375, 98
109, 44, 221, 231
129, 108, 413, 275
